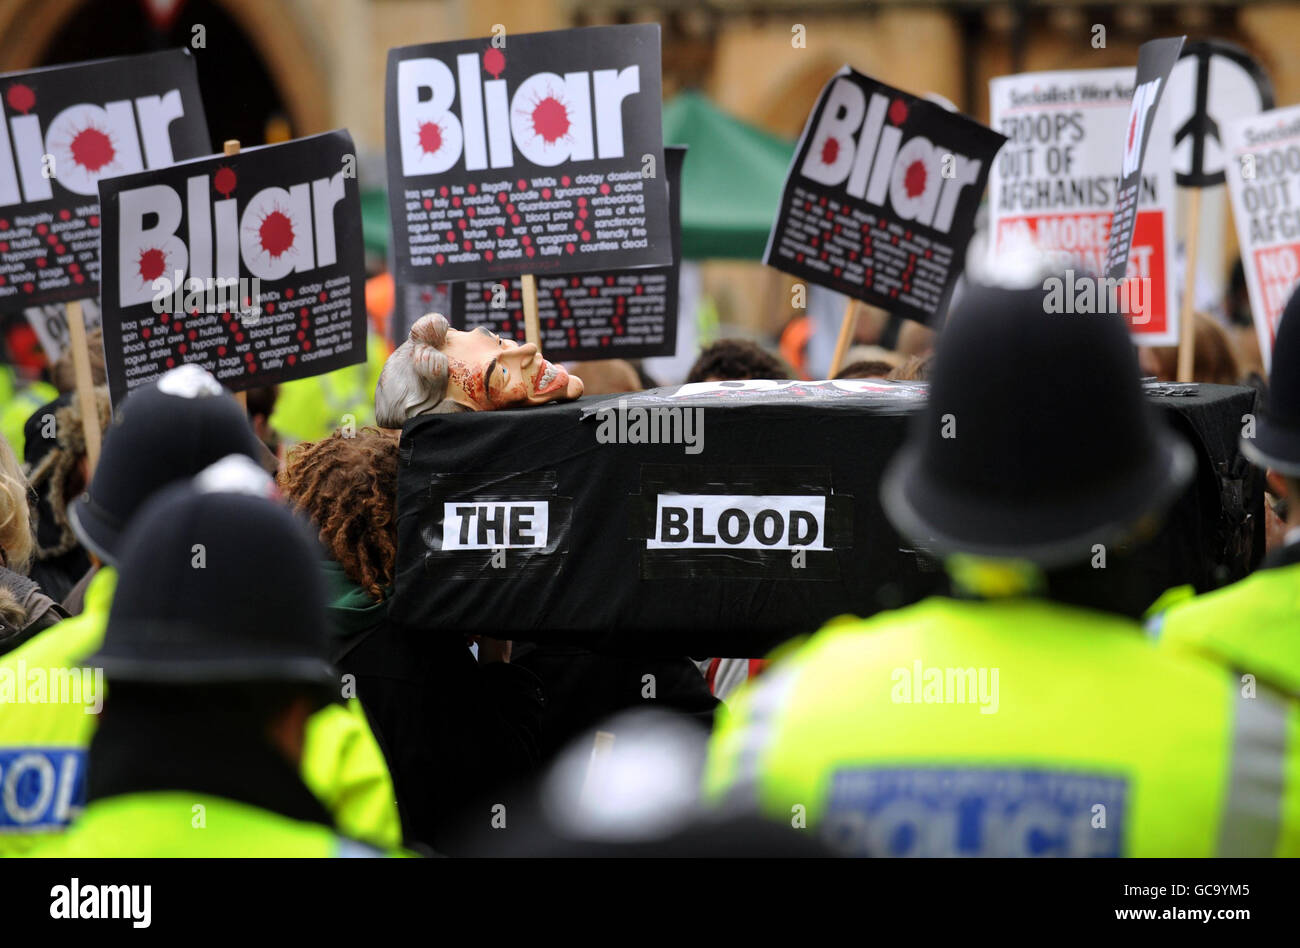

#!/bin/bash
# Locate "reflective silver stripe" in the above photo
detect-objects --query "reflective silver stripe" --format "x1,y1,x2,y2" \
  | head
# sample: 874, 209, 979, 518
720, 664, 801, 812
334, 837, 383, 858
1217, 687, 1288, 856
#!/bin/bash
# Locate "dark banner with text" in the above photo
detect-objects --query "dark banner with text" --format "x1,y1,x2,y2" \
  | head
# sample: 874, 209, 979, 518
97, 130, 366, 404
765, 68, 1004, 326
385, 24, 672, 284
448, 145, 683, 360
0, 49, 209, 314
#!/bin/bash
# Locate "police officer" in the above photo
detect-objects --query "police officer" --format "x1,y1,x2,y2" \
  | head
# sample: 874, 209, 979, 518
1149, 285, 1300, 697
0, 366, 400, 854
705, 278, 1300, 857
34, 485, 391, 857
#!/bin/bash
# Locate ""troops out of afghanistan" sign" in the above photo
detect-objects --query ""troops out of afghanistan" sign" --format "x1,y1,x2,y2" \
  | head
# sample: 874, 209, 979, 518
97, 130, 367, 404
765, 68, 1005, 326
989, 68, 1178, 344
0, 50, 209, 312
1225, 103, 1300, 370
385, 25, 672, 283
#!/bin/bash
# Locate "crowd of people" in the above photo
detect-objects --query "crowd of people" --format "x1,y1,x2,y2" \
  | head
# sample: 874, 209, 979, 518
0, 260, 1298, 858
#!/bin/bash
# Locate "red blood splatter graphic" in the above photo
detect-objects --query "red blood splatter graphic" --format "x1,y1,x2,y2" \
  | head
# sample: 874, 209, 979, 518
285, 288, 294, 299
452, 196, 461, 207
258, 209, 295, 259
55, 243, 64, 254
166, 358, 174, 369
903, 160, 927, 198
58, 209, 70, 221
288, 354, 296, 366
581, 230, 591, 241
888, 98, 908, 125
468, 183, 477, 195
235, 332, 244, 343
36, 224, 47, 235
541, 188, 551, 199
214, 167, 237, 198
138, 247, 166, 284
0, 220, 7, 230
578, 209, 588, 220
495, 226, 505, 237
0, 241, 7, 252
599, 183, 611, 195
302, 341, 311, 352
525, 247, 535, 258
423, 198, 433, 210
299, 308, 308, 319
178, 343, 187, 355
821, 137, 840, 165
74, 273, 84, 285
446, 229, 456, 240
528, 93, 571, 145
485, 250, 494, 261
521, 235, 531, 246
7, 84, 35, 115
457, 219, 467, 230
511, 215, 520, 225
46, 235, 56, 245
188, 329, 197, 340
462, 241, 471, 251
89, 216, 99, 227
498, 193, 508, 204
435, 253, 445, 265
467, 207, 476, 218
516, 179, 527, 192
507, 203, 515, 214
142, 327, 152, 339
297, 330, 306, 341
264, 302, 274, 315
69, 126, 115, 172
36, 257, 45, 268
218, 346, 226, 356
318, 291, 327, 303
439, 186, 449, 198
483, 47, 506, 80
418, 121, 444, 156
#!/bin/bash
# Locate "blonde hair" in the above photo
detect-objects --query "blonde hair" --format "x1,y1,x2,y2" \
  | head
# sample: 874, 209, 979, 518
0, 437, 34, 573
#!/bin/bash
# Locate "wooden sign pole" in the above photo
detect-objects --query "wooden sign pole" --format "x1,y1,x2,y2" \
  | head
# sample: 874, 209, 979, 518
521, 273, 540, 348
223, 138, 248, 410
1176, 188, 1202, 383
828, 297, 857, 378
65, 299, 101, 471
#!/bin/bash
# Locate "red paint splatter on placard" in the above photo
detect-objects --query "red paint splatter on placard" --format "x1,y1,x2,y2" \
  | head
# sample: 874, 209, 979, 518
483, 47, 506, 79
418, 121, 444, 156
138, 247, 166, 284
214, 166, 237, 198
888, 98, 908, 125
820, 137, 840, 165
69, 126, 116, 172
522, 90, 571, 145
257, 209, 295, 259
58, 209, 71, 221
7, 84, 34, 115
903, 160, 927, 198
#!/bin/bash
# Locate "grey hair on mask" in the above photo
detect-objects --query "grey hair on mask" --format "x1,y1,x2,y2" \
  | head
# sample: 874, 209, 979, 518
374, 313, 469, 427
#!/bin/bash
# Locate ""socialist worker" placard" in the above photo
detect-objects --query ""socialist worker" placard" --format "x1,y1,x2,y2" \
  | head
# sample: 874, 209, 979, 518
764, 68, 1005, 326
989, 68, 1178, 345
385, 24, 672, 284
0, 49, 209, 313
97, 130, 366, 404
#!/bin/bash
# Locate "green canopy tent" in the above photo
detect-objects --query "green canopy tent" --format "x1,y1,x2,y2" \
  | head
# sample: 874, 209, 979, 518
359, 91, 795, 263
663, 91, 795, 261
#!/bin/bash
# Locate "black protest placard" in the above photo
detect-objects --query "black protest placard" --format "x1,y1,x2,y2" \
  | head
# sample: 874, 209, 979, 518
97, 130, 366, 405
385, 24, 672, 284
0, 50, 209, 314
449, 145, 684, 360
1104, 37, 1185, 280
764, 68, 1004, 326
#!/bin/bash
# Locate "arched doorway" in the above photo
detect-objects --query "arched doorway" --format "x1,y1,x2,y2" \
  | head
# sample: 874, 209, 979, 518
0, 0, 330, 148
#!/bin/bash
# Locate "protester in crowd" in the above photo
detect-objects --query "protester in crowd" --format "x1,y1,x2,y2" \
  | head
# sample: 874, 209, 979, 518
705, 278, 1299, 856
23, 388, 111, 604
0, 367, 401, 855
244, 385, 283, 466
1140, 312, 1243, 385
0, 437, 65, 654
375, 313, 583, 426
685, 338, 790, 383
835, 360, 896, 380
886, 353, 933, 381
279, 428, 545, 852
1148, 286, 1300, 699
567, 359, 643, 396
49, 329, 107, 393
34, 487, 395, 857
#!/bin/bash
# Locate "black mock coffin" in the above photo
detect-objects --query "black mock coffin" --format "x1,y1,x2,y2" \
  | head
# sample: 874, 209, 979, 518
389, 380, 1261, 657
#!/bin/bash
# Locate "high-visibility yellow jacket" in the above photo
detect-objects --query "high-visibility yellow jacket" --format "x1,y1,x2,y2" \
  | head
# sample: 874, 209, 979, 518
0, 568, 402, 854
705, 596, 1300, 857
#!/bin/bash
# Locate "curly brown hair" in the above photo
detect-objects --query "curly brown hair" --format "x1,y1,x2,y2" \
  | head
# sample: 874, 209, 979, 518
278, 428, 399, 600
